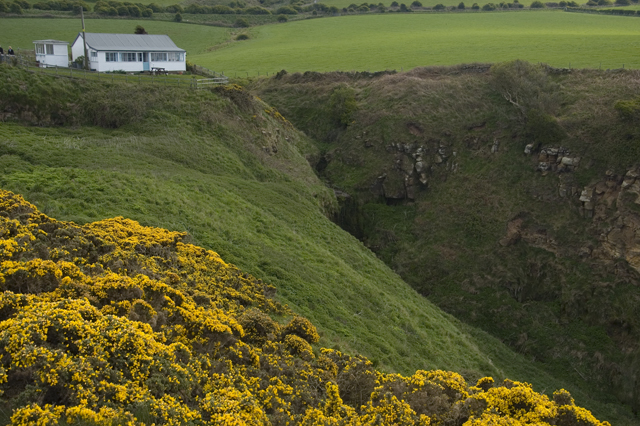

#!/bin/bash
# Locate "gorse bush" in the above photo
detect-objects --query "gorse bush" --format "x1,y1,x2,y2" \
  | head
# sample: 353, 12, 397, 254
0, 189, 611, 426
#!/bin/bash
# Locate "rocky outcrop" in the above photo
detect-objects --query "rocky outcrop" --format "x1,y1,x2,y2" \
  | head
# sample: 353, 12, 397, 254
368, 132, 460, 203
528, 146, 581, 174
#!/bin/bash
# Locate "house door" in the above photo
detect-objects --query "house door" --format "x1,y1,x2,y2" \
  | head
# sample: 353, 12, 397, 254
142, 53, 149, 71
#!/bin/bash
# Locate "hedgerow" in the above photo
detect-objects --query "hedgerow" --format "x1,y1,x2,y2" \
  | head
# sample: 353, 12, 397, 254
0, 189, 611, 426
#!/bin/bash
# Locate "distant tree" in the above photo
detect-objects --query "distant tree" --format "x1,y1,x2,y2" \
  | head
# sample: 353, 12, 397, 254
277, 13, 288, 21
328, 5, 339, 12
9, 2, 23, 13
482, 2, 496, 8
0, 0, 8, 12
147, 3, 163, 12
391, 1, 399, 6
134, 25, 148, 34
458, 2, 466, 8
234, 17, 250, 26
471, 2, 480, 7
399, 2, 409, 10
614, 0, 628, 4
530, 0, 544, 5
276, 5, 297, 13
434, 3, 446, 8
411, 0, 422, 6
165, 4, 183, 13
173, 12, 182, 21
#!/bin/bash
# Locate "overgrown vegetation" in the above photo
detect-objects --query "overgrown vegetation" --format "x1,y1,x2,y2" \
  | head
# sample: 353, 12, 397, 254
252, 61, 640, 423
0, 190, 612, 426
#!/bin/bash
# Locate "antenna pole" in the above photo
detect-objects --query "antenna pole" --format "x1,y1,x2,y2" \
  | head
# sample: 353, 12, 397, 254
81, 7, 89, 70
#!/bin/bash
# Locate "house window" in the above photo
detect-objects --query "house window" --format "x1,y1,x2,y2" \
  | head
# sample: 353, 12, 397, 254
45, 44, 54, 55
35, 44, 45, 54
121, 52, 137, 62
105, 52, 118, 62
137, 52, 143, 62
150, 52, 167, 62
167, 52, 183, 62
90, 51, 97, 58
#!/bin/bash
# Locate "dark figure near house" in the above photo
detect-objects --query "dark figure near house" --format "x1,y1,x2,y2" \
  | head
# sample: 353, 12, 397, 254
0, 46, 4, 55
7, 47, 14, 55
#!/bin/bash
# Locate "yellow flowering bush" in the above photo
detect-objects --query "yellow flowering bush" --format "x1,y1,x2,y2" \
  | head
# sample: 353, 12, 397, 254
0, 189, 611, 426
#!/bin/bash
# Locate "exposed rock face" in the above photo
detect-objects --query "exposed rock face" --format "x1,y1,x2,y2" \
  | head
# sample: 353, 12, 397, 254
535, 146, 580, 174
532, 163, 640, 274
368, 135, 458, 203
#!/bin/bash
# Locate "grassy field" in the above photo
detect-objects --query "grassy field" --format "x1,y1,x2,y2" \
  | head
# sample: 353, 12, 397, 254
2, 11, 639, 74
0, 18, 228, 55
189, 10, 640, 73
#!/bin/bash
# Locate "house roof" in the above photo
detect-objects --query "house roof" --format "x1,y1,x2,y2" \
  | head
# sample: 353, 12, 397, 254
33, 39, 69, 44
74, 33, 185, 52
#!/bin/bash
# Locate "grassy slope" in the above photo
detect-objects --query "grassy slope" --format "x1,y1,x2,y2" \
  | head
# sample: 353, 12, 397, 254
251, 65, 640, 423
188, 11, 640, 73
0, 66, 630, 423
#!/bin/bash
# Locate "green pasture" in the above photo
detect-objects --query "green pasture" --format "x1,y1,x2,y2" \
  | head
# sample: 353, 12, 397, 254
0, 18, 228, 55
187, 10, 640, 74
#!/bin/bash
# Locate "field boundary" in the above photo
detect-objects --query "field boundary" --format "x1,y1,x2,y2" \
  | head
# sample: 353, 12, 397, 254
3, 53, 229, 88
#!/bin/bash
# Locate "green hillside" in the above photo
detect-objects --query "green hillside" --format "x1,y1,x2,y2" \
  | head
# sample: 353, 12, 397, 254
0, 64, 634, 423
252, 61, 640, 421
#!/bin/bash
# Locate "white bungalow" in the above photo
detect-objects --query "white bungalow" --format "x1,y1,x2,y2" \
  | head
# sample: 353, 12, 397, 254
34, 39, 69, 68
71, 33, 186, 73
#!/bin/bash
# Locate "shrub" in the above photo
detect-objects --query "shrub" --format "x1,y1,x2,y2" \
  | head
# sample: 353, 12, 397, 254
147, 2, 163, 12
434, 3, 446, 8
165, 3, 182, 13
245, 5, 271, 13
0, 0, 7, 12
482, 2, 496, 9
525, 109, 567, 145
357, 4, 369, 10
13, 0, 28, 8
234, 17, 249, 27
329, 84, 358, 127
458, 2, 466, 8
283, 316, 320, 343
276, 5, 297, 13
173, 11, 182, 21
9, 2, 23, 13
134, 25, 147, 34
391, 0, 399, 5
141, 8, 152, 16
211, 4, 234, 13
597, 0, 612, 4
235, 34, 249, 40
399, 2, 409, 10
614, 98, 640, 120
471, 2, 480, 7
277, 13, 287, 21
530, 0, 545, 6
616, 0, 631, 6
411, 0, 422, 6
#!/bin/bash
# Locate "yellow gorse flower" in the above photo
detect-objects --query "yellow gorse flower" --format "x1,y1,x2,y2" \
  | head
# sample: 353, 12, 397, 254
0, 189, 609, 426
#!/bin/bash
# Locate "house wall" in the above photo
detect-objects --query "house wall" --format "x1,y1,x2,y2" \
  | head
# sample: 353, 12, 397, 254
36, 44, 69, 68
71, 35, 186, 73
91, 53, 186, 73
71, 39, 85, 62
